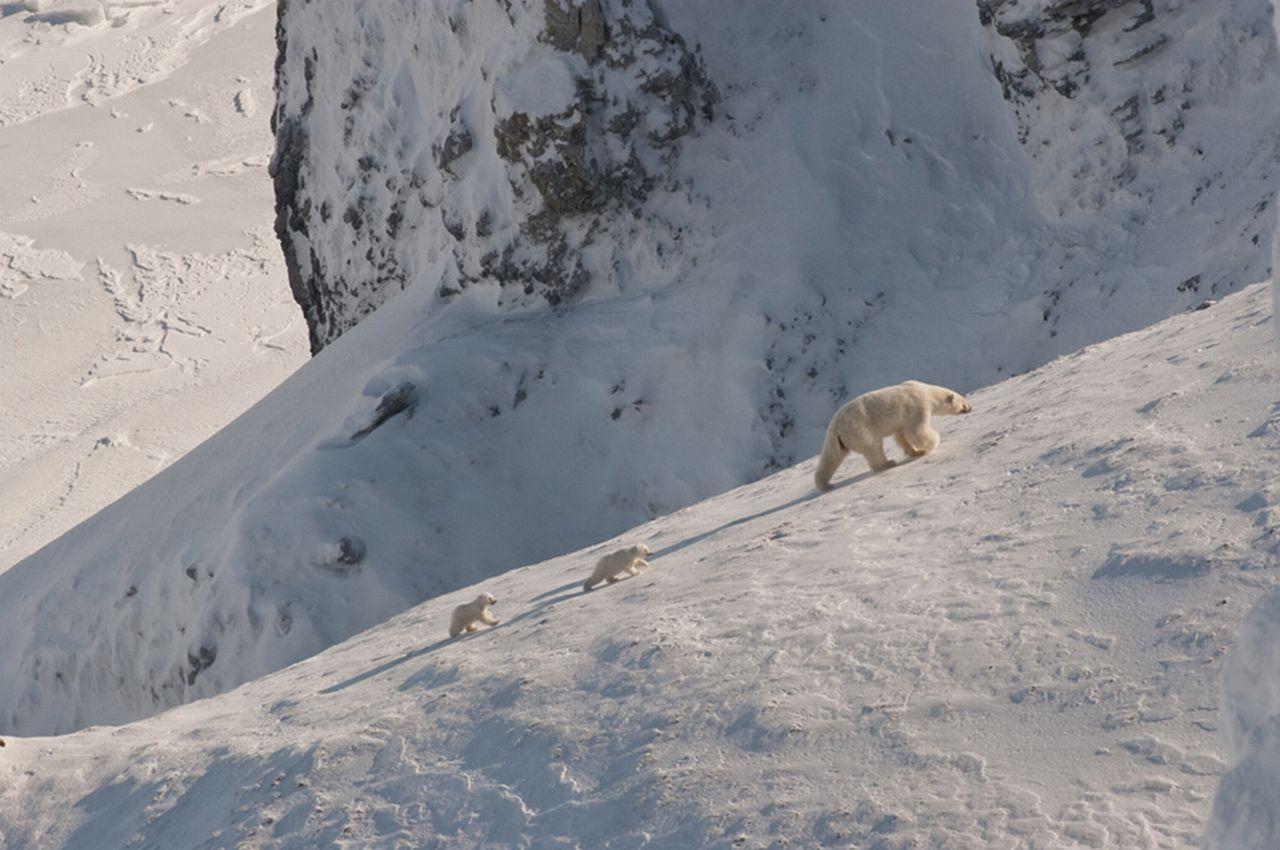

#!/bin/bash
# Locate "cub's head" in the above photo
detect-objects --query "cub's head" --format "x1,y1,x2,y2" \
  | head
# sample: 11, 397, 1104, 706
480, 592, 497, 606
944, 392, 972, 415
632, 543, 653, 558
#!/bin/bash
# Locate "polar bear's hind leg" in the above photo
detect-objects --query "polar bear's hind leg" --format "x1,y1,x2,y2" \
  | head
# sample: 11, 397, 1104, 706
815, 430, 851, 491
860, 440, 897, 473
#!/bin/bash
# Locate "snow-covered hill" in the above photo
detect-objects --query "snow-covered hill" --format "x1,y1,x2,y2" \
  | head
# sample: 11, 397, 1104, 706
5, 0, 1280, 742
0, 282, 1275, 848
0, 1, 307, 570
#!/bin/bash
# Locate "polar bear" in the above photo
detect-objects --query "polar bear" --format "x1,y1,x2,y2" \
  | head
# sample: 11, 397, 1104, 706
814, 380, 972, 490
583, 544, 653, 591
449, 592, 499, 637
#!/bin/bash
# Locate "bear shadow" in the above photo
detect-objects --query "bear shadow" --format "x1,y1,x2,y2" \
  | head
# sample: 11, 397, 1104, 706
652, 469, 874, 560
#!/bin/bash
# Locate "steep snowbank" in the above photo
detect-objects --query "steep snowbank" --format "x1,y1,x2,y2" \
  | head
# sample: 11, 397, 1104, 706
0, 282, 1275, 848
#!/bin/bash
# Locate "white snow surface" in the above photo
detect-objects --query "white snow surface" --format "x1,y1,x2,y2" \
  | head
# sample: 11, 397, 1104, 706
0, 2, 307, 570
0, 282, 1276, 848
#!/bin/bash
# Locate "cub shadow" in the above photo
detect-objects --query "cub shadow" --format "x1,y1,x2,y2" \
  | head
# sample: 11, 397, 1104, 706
321, 468, 881, 695
319, 636, 454, 694
1092, 552, 1211, 580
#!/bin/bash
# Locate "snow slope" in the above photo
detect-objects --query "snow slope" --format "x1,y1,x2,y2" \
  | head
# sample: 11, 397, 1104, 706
0, 1, 307, 570
0, 281, 1275, 848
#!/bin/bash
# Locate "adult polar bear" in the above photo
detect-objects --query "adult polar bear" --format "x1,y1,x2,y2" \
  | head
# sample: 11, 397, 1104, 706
815, 380, 972, 490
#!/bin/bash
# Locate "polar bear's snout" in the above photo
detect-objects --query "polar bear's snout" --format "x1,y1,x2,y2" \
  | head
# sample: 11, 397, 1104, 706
960, 402, 973, 413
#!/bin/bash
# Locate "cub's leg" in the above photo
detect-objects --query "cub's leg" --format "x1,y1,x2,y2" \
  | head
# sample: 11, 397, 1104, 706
465, 623, 479, 632
859, 440, 897, 473
903, 422, 940, 456
895, 430, 926, 458
606, 575, 621, 583
481, 611, 500, 625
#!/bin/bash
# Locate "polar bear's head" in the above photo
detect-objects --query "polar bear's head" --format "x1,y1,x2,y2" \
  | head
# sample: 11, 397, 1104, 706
632, 543, 653, 558
944, 392, 972, 415
480, 592, 497, 606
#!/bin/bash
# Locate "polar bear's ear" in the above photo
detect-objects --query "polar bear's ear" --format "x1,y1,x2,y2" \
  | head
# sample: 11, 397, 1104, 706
946, 393, 955, 405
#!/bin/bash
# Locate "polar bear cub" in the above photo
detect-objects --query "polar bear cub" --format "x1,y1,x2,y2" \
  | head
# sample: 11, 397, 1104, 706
815, 380, 972, 490
449, 592, 499, 637
583, 544, 653, 591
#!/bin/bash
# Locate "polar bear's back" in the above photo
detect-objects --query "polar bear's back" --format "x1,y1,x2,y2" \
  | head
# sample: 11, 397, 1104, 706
833, 381, 934, 440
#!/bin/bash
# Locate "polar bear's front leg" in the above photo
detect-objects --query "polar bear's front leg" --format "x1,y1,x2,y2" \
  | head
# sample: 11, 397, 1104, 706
481, 610, 500, 625
860, 440, 897, 473
904, 422, 940, 456
894, 430, 926, 458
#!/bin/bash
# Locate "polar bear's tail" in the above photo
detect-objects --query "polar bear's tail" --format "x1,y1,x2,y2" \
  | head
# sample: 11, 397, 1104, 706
814, 428, 847, 492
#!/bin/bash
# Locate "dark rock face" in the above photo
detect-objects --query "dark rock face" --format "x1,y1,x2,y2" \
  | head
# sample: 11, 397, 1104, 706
271, 0, 715, 353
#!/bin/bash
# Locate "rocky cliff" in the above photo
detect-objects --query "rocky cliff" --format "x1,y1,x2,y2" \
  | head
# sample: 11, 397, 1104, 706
271, 0, 715, 353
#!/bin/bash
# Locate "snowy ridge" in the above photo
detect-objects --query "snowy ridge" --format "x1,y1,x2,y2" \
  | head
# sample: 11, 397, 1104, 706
0, 282, 1275, 848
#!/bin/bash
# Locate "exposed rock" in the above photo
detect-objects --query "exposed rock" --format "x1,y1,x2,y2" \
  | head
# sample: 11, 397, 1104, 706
184, 645, 216, 686
315, 537, 366, 572
544, 0, 608, 60
351, 382, 417, 441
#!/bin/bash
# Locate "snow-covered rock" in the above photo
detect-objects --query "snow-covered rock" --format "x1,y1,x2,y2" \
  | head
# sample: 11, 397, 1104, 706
978, 0, 1280, 321
271, 0, 715, 352
0, 281, 1276, 848
275, 0, 1280, 358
